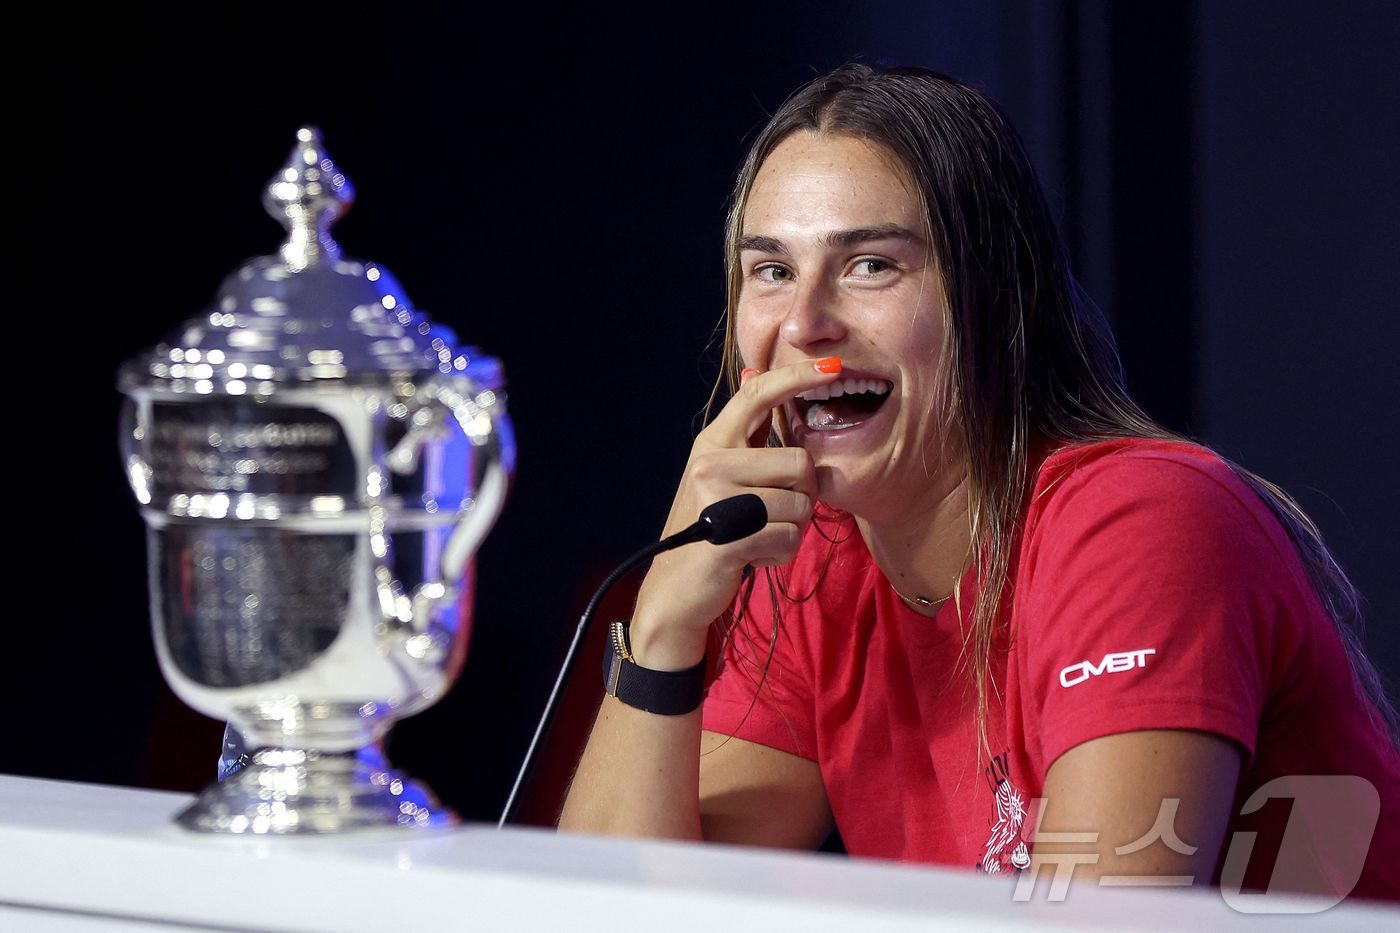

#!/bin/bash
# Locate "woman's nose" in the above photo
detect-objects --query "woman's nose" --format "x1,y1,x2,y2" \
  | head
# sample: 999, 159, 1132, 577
780, 277, 845, 351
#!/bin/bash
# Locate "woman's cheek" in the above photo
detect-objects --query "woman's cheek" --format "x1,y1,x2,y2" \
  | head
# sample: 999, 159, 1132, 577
734, 304, 777, 370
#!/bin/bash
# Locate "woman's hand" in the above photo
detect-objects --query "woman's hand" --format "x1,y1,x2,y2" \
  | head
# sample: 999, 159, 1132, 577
628, 358, 842, 668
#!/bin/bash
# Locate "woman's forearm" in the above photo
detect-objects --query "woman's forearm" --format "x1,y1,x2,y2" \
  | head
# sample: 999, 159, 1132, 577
557, 698, 704, 839
557, 615, 708, 839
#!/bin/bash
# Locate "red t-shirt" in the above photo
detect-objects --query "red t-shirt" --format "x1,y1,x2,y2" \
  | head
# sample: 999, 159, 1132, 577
702, 437, 1400, 902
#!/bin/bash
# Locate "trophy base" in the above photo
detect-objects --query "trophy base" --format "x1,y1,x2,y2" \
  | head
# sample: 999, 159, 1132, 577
177, 746, 457, 833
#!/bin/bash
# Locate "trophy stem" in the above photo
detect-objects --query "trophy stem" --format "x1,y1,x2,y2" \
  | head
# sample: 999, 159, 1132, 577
178, 745, 456, 834
232, 699, 394, 755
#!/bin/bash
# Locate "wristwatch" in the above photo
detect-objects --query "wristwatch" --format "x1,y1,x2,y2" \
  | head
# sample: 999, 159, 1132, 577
601, 619, 706, 715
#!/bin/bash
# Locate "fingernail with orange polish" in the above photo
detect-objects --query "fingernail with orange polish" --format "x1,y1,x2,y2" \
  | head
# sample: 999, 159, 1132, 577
814, 356, 842, 374
741, 367, 759, 384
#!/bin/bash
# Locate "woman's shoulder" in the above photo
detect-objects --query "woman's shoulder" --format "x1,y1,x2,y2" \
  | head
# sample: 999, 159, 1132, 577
1031, 436, 1269, 526
1035, 435, 1239, 492
1023, 435, 1302, 591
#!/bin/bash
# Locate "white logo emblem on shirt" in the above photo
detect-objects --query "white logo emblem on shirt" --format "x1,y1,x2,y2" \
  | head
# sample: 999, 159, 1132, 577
981, 779, 1030, 874
1059, 648, 1156, 688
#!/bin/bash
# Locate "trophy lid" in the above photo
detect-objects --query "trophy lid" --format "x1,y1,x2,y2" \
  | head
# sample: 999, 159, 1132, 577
120, 127, 501, 394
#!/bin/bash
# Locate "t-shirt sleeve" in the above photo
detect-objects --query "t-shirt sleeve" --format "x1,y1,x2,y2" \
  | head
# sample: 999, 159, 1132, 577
702, 569, 819, 760
1018, 450, 1290, 779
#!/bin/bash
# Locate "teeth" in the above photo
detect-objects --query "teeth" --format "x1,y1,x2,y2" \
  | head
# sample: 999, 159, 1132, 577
796, 377, 892, 401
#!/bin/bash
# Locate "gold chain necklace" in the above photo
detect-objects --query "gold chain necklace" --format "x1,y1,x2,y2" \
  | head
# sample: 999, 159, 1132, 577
892, 587, 952, 612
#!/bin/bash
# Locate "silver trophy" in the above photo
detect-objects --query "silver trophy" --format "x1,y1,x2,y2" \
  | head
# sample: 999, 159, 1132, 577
118, 128, 514, 833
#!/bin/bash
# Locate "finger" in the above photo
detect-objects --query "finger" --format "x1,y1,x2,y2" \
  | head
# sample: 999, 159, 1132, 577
668, 479, 810, 536
710, 357, 842, 448
723, 522, 806, 567
739, 369, 771, 448
748, 410, 776, 450
676, 485, 810, 531
745, 487, 812, 527
689, 446, 818, 498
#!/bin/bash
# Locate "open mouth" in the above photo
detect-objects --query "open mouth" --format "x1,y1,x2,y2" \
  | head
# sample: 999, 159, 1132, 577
793, 375, 893, 432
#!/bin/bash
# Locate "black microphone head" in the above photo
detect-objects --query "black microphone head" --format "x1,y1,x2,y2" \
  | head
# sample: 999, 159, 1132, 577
698, 493, 768, 545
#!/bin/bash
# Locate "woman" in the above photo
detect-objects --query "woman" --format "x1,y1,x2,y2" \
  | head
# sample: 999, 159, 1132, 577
559, 64, 1400, 901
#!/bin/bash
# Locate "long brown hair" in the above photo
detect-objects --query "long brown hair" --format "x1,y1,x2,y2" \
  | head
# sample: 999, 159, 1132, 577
713, 64, 1398, 755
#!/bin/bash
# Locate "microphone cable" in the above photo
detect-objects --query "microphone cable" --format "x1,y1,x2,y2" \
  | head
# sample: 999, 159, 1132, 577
497, 493, 767, 828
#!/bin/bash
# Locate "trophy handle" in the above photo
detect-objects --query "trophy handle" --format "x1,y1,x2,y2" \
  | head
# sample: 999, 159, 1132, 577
424, 381, 513, 587
377, 382, 513, 660
440, 444, 509, 586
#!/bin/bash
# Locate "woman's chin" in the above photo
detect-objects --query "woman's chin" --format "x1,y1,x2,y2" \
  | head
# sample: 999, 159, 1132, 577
813, 465, 884, 519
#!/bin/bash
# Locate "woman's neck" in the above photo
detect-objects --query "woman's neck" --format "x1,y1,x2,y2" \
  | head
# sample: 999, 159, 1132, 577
856, 468, 972, 617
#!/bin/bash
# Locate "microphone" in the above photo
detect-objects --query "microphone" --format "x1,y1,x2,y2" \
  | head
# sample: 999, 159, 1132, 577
497, 494, 768, 828
658, 493, 768, 548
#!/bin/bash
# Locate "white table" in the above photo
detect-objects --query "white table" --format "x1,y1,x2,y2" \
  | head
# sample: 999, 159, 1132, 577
1, 775, 1393, 932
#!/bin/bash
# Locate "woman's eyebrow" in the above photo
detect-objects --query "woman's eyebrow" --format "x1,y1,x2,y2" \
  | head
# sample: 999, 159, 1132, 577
736, 234, 786, 254
822, 224, 923, 249
737, 225, 924, 255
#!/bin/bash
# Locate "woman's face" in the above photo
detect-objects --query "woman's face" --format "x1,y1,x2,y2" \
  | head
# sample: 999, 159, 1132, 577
735, 131, 957, 520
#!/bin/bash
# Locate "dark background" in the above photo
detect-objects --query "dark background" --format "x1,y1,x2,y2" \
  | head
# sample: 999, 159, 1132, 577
20, 1, 1397, 822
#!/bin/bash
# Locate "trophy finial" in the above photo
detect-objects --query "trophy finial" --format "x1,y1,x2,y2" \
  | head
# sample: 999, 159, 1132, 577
262, 126, 355, 271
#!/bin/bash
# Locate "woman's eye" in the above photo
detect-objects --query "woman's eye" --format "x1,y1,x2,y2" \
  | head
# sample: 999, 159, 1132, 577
851, 258, 892, 277
753, 264, 793, 283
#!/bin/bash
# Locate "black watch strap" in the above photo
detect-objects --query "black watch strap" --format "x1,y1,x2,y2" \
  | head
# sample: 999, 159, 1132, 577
601, 619, 706, 715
